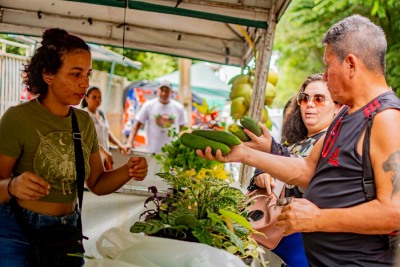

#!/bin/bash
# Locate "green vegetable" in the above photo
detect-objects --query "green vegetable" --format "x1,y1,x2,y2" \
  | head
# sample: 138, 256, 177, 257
180, 133, 230, 155
228, 123, 250, 142
191, 129, 241, 146
240, 116, 262, 137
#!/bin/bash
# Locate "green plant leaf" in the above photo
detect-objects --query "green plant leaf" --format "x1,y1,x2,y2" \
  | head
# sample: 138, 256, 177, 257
214, 223, 244, 253
130, 220, 168, 235
226, 245, 239, 254
192, 227, 213, 245
219, 209, 253, 230
174, 214, 199, 228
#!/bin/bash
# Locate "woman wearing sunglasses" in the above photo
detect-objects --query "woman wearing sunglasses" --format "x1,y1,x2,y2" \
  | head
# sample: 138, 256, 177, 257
250, 73, 340, 267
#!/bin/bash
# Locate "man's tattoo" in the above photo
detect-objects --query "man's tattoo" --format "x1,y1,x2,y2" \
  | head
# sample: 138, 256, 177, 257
382, 150, 400, 196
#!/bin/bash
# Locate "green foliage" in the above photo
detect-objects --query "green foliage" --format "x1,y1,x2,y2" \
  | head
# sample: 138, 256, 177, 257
130, 170, 265, 265
0, 34, 28, 56
153, 130, 222, 172
91, 46, 179, 81
274, 0, 400, 106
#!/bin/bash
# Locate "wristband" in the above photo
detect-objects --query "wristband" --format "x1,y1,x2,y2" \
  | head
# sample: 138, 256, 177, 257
7, 177, 16, 198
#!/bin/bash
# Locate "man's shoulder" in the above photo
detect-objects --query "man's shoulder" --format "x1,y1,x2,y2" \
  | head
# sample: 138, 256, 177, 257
141, 98, 158, 108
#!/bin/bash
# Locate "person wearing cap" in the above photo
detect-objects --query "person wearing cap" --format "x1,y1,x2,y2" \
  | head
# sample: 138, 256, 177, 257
127, 80, 186, 153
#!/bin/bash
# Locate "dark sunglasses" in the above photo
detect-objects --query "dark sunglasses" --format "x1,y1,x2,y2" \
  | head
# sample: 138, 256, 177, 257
297, 93, 331, 107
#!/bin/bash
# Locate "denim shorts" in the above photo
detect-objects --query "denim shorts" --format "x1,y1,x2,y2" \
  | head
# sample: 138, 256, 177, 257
0, 200, 79, 267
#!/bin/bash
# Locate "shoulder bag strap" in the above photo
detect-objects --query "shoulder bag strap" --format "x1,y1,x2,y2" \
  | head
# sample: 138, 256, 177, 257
70, 108, 85, 232
362, 105, 400, 201
362, 111, 375, 201
71, 108, 85, 210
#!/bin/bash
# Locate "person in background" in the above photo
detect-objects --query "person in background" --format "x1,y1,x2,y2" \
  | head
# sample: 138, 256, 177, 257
0, 28, 148, 266
197, 14, 400, 266
126, 80, 186, 154
250, 74, 339, 267
81, 86, 130, 170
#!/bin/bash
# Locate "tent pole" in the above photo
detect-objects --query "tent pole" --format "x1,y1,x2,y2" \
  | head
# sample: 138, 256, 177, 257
239, 6, 277, 189
178, 58, 192, 126
104, 60, 116, 113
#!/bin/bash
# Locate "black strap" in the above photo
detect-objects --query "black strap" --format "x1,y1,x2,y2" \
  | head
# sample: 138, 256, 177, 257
71, 108, 85, 211
361, 105, 400, 201
362, 111, 376, 201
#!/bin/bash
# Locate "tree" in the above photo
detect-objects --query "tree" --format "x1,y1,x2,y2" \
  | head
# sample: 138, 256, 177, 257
273, 0, 400, 106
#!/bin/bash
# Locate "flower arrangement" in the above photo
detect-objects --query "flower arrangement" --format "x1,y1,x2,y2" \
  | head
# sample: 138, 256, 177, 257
130, 170, 266, 266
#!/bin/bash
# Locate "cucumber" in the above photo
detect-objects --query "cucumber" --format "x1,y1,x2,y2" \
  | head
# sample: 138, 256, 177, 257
228, 123, 250, 142
240, 116, 262, 137
191, 130, 241, 146
179, 133, 230, 155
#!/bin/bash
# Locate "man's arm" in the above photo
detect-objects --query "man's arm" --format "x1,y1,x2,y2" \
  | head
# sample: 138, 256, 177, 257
278, 109, 400, 235
198, 135, 324, 188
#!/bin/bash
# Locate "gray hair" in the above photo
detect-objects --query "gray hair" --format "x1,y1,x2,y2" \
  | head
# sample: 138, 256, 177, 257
322, 14, 387, 74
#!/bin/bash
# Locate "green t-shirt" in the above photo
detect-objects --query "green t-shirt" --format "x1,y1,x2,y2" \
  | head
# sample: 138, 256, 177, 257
0, 99, 99, 203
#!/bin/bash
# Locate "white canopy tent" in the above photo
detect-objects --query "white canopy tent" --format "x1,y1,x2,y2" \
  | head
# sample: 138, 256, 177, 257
0, 0, 290, 67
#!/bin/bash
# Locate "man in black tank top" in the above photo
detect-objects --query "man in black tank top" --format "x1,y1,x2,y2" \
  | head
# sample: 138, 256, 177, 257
196, 14, 400, 267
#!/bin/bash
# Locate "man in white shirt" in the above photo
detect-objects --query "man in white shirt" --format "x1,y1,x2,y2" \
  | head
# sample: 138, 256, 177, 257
127, 80, 186, 153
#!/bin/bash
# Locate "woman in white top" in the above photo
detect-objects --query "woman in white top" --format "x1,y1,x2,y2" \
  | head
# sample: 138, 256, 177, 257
82, 86, 129, 170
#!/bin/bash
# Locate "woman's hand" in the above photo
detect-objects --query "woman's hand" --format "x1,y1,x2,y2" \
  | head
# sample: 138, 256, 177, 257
254, 173, 276, 195
118, 145, 131, 155
243, 122, 273, 153
8, 172, 50, 200
128, 157, 148, 181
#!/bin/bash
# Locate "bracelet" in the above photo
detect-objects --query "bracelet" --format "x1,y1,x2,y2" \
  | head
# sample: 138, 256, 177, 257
7, 177, 16, 199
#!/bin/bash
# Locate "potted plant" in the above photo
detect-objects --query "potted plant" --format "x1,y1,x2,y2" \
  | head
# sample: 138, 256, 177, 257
130, 169, 266, 266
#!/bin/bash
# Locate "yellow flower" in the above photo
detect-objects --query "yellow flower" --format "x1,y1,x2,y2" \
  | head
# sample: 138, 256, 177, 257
193, 164, 232, 183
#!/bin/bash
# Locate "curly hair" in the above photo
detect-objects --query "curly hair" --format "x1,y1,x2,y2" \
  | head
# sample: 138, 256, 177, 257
281, 73, 324, 145
23, 28, 90, 97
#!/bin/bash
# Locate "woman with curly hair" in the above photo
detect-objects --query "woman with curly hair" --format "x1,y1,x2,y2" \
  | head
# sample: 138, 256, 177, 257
0, 28, 148, 266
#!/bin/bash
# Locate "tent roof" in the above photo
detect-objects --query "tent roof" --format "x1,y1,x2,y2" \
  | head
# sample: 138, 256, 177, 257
10, 35, 142, 69
0, 0, 291, 67
156, 62, 230, 99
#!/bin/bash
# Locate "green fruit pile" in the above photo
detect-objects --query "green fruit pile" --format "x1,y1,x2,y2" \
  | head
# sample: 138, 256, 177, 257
228, 69, 279, 130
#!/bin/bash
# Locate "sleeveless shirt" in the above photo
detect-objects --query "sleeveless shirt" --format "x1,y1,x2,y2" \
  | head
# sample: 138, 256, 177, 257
303, 91, 400, 266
